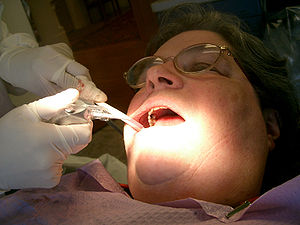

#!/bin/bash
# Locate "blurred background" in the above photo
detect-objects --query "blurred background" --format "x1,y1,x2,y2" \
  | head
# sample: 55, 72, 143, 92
3, 0, 300, 164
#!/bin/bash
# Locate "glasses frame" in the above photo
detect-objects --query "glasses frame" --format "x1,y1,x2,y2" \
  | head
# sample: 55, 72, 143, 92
124, 43, 232, 89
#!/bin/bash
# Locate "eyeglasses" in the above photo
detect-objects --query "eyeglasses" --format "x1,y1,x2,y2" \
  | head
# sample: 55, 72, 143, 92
124, 43, 232, 89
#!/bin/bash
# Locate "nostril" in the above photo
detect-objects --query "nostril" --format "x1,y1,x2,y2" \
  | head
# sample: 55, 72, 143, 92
148, 80, 154, 89
158, 77, 173, 85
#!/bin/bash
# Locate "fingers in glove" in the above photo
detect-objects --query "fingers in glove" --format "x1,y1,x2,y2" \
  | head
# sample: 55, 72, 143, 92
30, 88, 79, 121
50, 43, 74, 58
56, 71, 107, 102
66, 61, 92, 80
54, 122, 93, 154
55, 71, 79, 91
36, 76, 65, 97
77, 75, 108, 102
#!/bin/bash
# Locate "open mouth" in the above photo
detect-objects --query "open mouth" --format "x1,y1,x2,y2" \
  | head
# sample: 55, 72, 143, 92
139, 106, 185, 128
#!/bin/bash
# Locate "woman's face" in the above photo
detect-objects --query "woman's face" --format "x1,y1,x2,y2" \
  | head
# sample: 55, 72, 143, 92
123, 30, 271, 206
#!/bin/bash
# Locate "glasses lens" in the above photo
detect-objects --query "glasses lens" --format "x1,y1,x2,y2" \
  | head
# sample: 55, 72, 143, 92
175, 44, 221, 73
126, 57, 163, 88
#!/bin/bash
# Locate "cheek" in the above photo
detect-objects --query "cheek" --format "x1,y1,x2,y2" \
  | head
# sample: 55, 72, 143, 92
127, 89, 145, 114
186, 79, 268, 161
190, 79, 260, 126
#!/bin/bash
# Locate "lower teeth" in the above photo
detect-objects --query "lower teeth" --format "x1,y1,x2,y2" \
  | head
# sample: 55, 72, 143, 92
148, 114, 156, 127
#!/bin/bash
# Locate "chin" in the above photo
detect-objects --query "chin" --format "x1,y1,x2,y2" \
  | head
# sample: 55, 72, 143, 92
128, 171, 191, 204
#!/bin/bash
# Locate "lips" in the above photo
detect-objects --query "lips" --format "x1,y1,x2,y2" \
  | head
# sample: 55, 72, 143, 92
138, 106, 185, 128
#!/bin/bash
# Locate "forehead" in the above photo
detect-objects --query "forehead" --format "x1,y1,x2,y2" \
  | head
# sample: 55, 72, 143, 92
155, 30, 230, 57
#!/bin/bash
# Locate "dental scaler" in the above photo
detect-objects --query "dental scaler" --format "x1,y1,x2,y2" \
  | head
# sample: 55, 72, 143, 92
57, 100, 143, 132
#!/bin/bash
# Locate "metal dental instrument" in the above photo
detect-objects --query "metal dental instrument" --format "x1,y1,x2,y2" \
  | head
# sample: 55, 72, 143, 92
65, 100, 144, 132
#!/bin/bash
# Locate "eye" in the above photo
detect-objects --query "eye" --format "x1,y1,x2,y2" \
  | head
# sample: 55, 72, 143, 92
210, 67, 222, 74
210, 67, 230, 77
188, 62, 209, 72
186, 62, 225, 76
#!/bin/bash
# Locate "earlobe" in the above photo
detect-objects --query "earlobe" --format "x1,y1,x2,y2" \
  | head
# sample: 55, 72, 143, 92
263, 109, 280, 151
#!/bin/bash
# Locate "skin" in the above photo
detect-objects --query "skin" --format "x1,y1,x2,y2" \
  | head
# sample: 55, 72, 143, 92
123, 30, 279, 207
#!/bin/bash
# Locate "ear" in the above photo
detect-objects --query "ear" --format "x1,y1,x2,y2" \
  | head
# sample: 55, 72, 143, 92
262, 108, 280, 151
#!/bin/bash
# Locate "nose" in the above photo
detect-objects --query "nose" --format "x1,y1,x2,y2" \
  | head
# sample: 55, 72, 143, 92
145, 62, 184, 92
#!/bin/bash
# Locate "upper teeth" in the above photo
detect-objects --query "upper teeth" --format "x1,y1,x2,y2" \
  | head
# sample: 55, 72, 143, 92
148, 106, 167, 127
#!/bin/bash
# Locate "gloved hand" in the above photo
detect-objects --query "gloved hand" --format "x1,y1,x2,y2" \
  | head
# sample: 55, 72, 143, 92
0, 43, 107, 102
0, 88, 92, 190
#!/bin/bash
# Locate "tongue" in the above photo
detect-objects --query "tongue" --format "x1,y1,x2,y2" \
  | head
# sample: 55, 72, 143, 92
154, 115, 184, 126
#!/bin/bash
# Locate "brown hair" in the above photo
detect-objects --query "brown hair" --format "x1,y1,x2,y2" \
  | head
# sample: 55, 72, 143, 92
146, 3, 300, 192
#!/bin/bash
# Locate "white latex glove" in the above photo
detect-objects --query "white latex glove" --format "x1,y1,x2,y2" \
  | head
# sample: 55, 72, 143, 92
0, 43, 107, 102
0, 89, 92, 190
